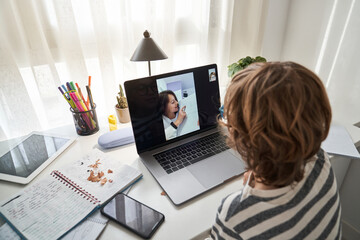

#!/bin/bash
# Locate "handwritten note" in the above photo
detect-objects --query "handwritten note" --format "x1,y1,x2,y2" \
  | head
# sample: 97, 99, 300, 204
0, 176, 96, 240
0, 149, 142, 240
62, 210, 108, 240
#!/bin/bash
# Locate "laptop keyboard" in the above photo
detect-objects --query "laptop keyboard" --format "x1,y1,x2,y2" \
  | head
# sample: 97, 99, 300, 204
153, 132, 230, 174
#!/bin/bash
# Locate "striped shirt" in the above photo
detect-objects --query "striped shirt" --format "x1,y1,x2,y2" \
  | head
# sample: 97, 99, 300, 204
210, 149, 341, 240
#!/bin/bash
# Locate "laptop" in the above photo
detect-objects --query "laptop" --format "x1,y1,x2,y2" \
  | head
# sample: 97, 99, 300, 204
124, 64, 246, 205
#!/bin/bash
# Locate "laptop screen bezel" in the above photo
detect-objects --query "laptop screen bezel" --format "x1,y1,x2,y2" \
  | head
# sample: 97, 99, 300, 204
124, 64, 221, 154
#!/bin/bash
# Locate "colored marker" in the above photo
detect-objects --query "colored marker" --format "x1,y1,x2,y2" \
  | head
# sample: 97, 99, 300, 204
70, 81, 76, 91
76, 83, 89, 109
61, 85, 68, 93
86, 76, 91, 106
70, 92, 93, 130
58, 87, 76, 109
75, 91, 96, 128
66, 82, 72, 91
86, 85, 94, 109
58, 87, 64, 95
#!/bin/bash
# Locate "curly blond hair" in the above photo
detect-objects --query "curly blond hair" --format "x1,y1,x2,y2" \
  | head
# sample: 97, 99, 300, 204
222, 62, 332, 187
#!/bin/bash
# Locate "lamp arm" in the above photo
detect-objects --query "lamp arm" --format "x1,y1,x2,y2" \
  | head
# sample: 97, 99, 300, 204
148, 61, 151, 76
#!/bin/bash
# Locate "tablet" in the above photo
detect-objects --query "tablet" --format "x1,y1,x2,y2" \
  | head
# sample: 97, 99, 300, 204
0, 132, 76, 184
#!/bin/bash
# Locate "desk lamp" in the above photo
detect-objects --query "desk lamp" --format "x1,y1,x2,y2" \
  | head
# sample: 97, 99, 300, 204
130, 30, 168, 76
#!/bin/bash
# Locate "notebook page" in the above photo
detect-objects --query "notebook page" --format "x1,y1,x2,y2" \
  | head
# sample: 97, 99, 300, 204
55, 149, 142, 204
0, 222, 20, 240
0, 175, 96, 240
321, 124, 360, 158
62, 210, 108, 240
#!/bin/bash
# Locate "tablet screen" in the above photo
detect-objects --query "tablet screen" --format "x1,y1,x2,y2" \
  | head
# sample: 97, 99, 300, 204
0, 134, 70, 178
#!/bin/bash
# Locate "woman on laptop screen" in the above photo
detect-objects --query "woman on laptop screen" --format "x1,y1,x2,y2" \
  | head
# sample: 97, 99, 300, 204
209, 62, 341, 239
159, 90, 187, 140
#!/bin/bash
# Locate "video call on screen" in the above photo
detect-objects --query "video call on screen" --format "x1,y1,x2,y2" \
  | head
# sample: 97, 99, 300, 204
125, 64, 221, 153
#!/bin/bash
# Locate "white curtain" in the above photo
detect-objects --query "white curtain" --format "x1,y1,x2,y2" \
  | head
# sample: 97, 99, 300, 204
0, 0, 266, 141
272, 0, 360, 127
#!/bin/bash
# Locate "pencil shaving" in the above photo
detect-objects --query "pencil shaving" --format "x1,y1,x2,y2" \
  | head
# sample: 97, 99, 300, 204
100, 178, 107, 185
87, 171, 99, 182
86, 159, 109, 185
88, 163, 98, 168
88, 159, 102, 168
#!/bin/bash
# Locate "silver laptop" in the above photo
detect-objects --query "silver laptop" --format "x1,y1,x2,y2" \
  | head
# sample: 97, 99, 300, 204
124, 64, 245, 205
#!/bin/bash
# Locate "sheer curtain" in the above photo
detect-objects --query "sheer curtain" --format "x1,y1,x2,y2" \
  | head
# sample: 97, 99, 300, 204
0, 0, 265, 141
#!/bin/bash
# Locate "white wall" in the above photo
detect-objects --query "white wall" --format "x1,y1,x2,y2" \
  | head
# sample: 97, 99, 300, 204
228, 0, 268, 66
261, 0, 360, 238
261, 0, 289, 61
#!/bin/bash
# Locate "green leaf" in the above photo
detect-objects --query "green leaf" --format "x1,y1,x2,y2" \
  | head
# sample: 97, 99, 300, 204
242, 56, 253, 66
233, 65, 243, 75
228, 56, 267, 77
228, 69, 234, 77
255, 56, 266, 62
227, 63, 238, 70
228, 65, 244, 77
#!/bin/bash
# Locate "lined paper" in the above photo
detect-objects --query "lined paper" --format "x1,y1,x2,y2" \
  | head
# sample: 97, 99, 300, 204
0, 176, 96, 240
0, 222, 20, 240
62, 210, 108, 240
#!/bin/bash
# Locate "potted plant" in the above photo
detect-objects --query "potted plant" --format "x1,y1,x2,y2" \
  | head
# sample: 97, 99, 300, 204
227, 56, 266, 78
219, 56, 267, 118
115, 84, 130, 123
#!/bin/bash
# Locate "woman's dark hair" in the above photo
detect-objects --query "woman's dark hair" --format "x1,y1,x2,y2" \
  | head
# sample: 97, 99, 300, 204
159, 90, 178, 115
221, 61, 332, 187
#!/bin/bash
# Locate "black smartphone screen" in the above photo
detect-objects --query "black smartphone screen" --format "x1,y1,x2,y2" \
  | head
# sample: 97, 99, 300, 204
101, 193, 164, 239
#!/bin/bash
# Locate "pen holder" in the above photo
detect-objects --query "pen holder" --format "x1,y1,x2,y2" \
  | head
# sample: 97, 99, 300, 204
70, 104, 99, 136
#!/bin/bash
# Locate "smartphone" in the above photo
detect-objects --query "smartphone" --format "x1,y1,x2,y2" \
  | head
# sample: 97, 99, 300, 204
101, 193, 164, 239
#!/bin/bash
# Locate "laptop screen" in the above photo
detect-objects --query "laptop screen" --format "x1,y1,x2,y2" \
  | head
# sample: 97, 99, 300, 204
124, 64, 220, 153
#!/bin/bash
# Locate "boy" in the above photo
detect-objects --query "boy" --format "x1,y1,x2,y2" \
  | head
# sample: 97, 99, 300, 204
210, 62, 341, 239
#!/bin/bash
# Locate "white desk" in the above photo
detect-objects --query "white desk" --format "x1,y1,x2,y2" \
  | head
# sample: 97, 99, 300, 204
0, 124, 244, 240
2, 111, 360, 239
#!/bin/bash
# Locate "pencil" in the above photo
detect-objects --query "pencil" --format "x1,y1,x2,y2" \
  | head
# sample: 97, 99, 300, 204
86, 76, 91, 106
86, 85, 94, 110
76, 83, 90, 110
75, 83, 81, 92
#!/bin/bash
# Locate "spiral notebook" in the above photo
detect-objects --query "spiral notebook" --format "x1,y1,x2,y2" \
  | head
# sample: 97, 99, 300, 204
0, 210, 108, 240
0, 150, 142, 240
62, 210, 109, 240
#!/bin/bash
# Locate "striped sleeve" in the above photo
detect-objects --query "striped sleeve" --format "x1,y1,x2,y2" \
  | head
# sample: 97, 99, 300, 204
210, 149, 341, 240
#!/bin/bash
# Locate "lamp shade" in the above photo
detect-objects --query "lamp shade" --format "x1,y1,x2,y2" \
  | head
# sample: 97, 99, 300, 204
130, 30, 168, 61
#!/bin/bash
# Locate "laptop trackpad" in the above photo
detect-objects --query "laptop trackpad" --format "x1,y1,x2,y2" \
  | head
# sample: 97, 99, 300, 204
187, 151, 245, 189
